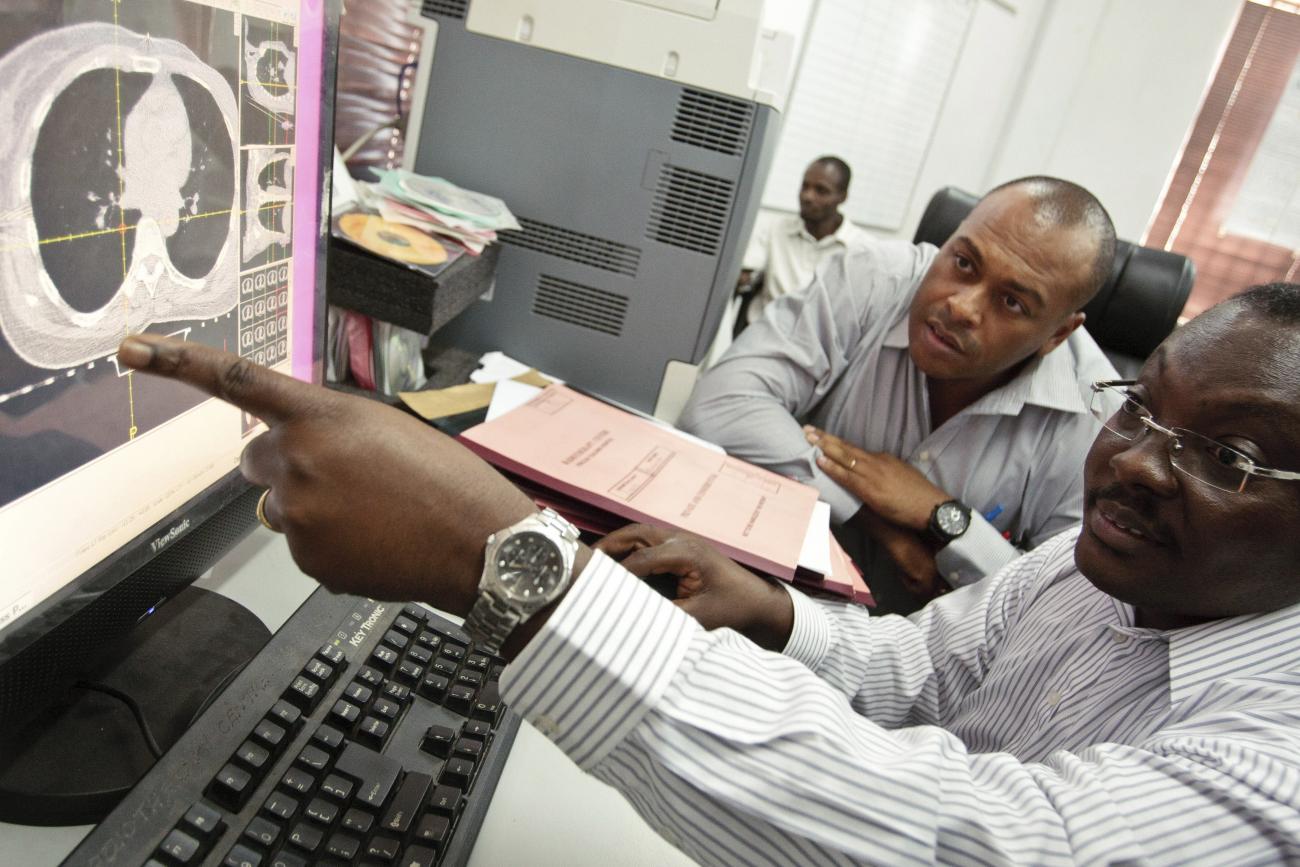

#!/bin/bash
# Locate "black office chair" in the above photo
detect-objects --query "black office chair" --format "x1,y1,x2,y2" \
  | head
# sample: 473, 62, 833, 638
912, 186, 1195, 377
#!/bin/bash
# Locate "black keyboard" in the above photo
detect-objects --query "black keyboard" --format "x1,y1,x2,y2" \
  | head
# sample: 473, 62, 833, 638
68, 588, 519, 866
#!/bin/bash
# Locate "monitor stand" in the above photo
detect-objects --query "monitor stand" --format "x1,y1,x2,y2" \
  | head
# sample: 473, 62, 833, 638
0, 587, 270, 826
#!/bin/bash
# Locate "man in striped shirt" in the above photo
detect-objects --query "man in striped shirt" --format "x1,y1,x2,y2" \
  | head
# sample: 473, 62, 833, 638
118, 281, 1300, 864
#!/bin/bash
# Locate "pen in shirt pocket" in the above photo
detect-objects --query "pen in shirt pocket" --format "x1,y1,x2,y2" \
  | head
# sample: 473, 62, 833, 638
983, 504, 1013, 540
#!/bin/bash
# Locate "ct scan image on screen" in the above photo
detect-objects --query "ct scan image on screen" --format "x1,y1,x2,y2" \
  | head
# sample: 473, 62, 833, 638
0, 0, 312, 633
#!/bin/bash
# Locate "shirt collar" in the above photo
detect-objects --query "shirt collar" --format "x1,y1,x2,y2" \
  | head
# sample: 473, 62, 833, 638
1166, 599, 1300, 704
880, 314, 1089, 415
791, 214, 856, 247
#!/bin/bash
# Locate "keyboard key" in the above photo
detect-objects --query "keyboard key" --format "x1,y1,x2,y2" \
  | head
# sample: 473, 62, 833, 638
241, 815, 282, 849
327, 699, 361, 729
324, 832, 361, 861
315, 644, 345, 667
440, 757, 474, 790
234, 740, 272, 773
367, 836, 402, 862
356, 715, 391, 750
381, 681, 411, 704
413, 812, 450, 847
380, 771, 432, 835
310, 724, 345, 754
370, 645, 399, 671
156, 828, 201, 863
180, 801, 224, 839
267, 850, 307, 867
285, 821, 323, 854
392, 614, 420, 635
472, 683, 501, 722
319, 773, 354, 801
401, 844, 439, 867
279, 767, 314, 796
431, 657, 458, 678
343, 682, 373, 705
208, 763, 254, 811
221, 851, 256, 867
283, 676, 321, 711
402, 603, 429, 622
457, 669, 483, 688
302, 657, 334, 685
304, 796, 340, 825
464, 719, 492, 739
223, 843, 263, 867
334, 742, 402, 811
445, 683, 475, 714
372, 696, 401, 721
355, 665, 384, 688
464, 652, 491, 672
427, 622, 471, 648
397, 659, 424, 684
340, 806, 374, 836
251, 719, 288, 753
420, 724, 457, 758
438, 643, 466, 662
406, 645, 433, 666
381, 629, 409, 652
418, 673, 449, 702
266, 700, 303, 733
427, 784, 462, 816
261, 790, 299, 822
415, 631, 442, 652
453, 737, 484, 762
295, 744, 330, 774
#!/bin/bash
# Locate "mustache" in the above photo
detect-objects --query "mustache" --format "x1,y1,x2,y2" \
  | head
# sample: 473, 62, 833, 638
929, 313, 972, 354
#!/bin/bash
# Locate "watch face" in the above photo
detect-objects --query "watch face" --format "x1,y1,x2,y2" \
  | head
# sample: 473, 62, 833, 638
494, 531, 566, 600
936, 503, 969, 535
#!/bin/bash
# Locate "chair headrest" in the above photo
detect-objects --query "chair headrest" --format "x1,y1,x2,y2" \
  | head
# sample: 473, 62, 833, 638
911, 186, 1194, 362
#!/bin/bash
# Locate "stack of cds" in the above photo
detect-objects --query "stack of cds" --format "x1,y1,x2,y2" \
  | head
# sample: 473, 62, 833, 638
362, 169, 521, 256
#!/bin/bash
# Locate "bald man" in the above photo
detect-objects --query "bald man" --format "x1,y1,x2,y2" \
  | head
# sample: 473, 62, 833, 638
681, 176, 1119, 613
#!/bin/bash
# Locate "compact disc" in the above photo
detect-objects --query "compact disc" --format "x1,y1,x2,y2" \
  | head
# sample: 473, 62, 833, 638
397, 175, 504, 223
338, 213, 447, 265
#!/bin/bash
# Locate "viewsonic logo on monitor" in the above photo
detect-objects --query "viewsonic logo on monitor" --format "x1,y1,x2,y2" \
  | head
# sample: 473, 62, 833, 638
148, 518, 191, 554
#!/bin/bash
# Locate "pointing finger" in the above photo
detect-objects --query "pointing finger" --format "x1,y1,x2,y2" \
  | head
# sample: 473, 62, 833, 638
117, 334, 314, 426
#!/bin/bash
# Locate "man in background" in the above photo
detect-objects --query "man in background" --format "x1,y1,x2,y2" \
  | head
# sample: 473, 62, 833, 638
682, 176, 1118, 613
737, 155, 872, 329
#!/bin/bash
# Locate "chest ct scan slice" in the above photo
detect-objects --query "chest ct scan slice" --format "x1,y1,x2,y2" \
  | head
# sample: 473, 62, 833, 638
0, 22, 238, 371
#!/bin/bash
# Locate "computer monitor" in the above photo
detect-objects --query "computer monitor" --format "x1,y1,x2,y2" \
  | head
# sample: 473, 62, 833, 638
0, 0, 340, 824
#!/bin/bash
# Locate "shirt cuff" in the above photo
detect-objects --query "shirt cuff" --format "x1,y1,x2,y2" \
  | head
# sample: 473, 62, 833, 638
779, 582, 832, 670
499, 550, 697, 770
811, 466, 862, 525
934, 511, 1018, 587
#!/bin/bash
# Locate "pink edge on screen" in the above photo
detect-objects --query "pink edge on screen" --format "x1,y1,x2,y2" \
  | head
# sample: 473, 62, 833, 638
291, 0, 324, 383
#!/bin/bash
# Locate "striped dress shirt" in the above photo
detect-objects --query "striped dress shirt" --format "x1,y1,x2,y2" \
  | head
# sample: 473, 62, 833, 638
500, 529, 1300, 865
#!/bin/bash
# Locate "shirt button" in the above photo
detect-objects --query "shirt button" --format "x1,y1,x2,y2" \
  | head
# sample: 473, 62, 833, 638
918, 450, 932, 462
531, 714, 560, 738
1111, 632, 1129, 645
1045, 690, 1062, 708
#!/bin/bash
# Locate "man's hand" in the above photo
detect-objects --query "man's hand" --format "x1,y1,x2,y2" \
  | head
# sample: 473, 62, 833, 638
852, 509, 949, 602
806, 426, 950, 531
116, 335, 554, 616
595, 524, 793, 652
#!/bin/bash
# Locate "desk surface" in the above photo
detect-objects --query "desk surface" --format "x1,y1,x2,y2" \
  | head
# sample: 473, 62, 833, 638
1, 528, 695, 867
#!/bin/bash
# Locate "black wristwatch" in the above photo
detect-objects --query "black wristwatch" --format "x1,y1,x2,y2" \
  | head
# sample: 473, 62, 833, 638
927, 500, 971, 545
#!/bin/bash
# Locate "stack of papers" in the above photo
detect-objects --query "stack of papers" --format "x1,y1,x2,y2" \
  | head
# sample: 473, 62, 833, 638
459, 383, 873, 605
362, 169, 521, 256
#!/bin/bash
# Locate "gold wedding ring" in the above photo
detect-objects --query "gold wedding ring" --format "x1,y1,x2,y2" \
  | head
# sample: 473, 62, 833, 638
848, 458, 857, 470
255, 489, 280, 532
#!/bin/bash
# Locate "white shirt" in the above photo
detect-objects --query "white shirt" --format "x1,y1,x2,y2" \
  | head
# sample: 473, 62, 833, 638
501, 534, 1300, 865
681, 239, 1117, 588
743, 213, 875, 323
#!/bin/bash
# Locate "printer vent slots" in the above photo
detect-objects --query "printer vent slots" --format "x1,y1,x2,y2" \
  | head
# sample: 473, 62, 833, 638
671, 89, 754, 156
533, 274, 629, 337
502, 218, 641, 277
647, 165, 735, 256
420, 0, 468, 20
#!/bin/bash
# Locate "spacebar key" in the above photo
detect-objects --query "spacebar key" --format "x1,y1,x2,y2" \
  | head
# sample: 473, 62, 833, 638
334, 742, 402, 811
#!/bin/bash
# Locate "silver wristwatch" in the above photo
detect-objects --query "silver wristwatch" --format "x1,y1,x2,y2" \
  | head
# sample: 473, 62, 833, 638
463, 508, 580, 655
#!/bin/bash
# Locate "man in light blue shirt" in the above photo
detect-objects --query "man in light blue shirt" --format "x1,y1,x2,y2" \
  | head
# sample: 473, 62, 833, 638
680, 176, 1118, 613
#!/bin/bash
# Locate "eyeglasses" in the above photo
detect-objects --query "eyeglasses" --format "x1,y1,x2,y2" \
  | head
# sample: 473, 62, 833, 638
1088, 380, 1300, 494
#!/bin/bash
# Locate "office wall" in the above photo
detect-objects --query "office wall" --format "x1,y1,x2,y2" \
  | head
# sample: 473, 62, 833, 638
754, 0, 1240, 244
